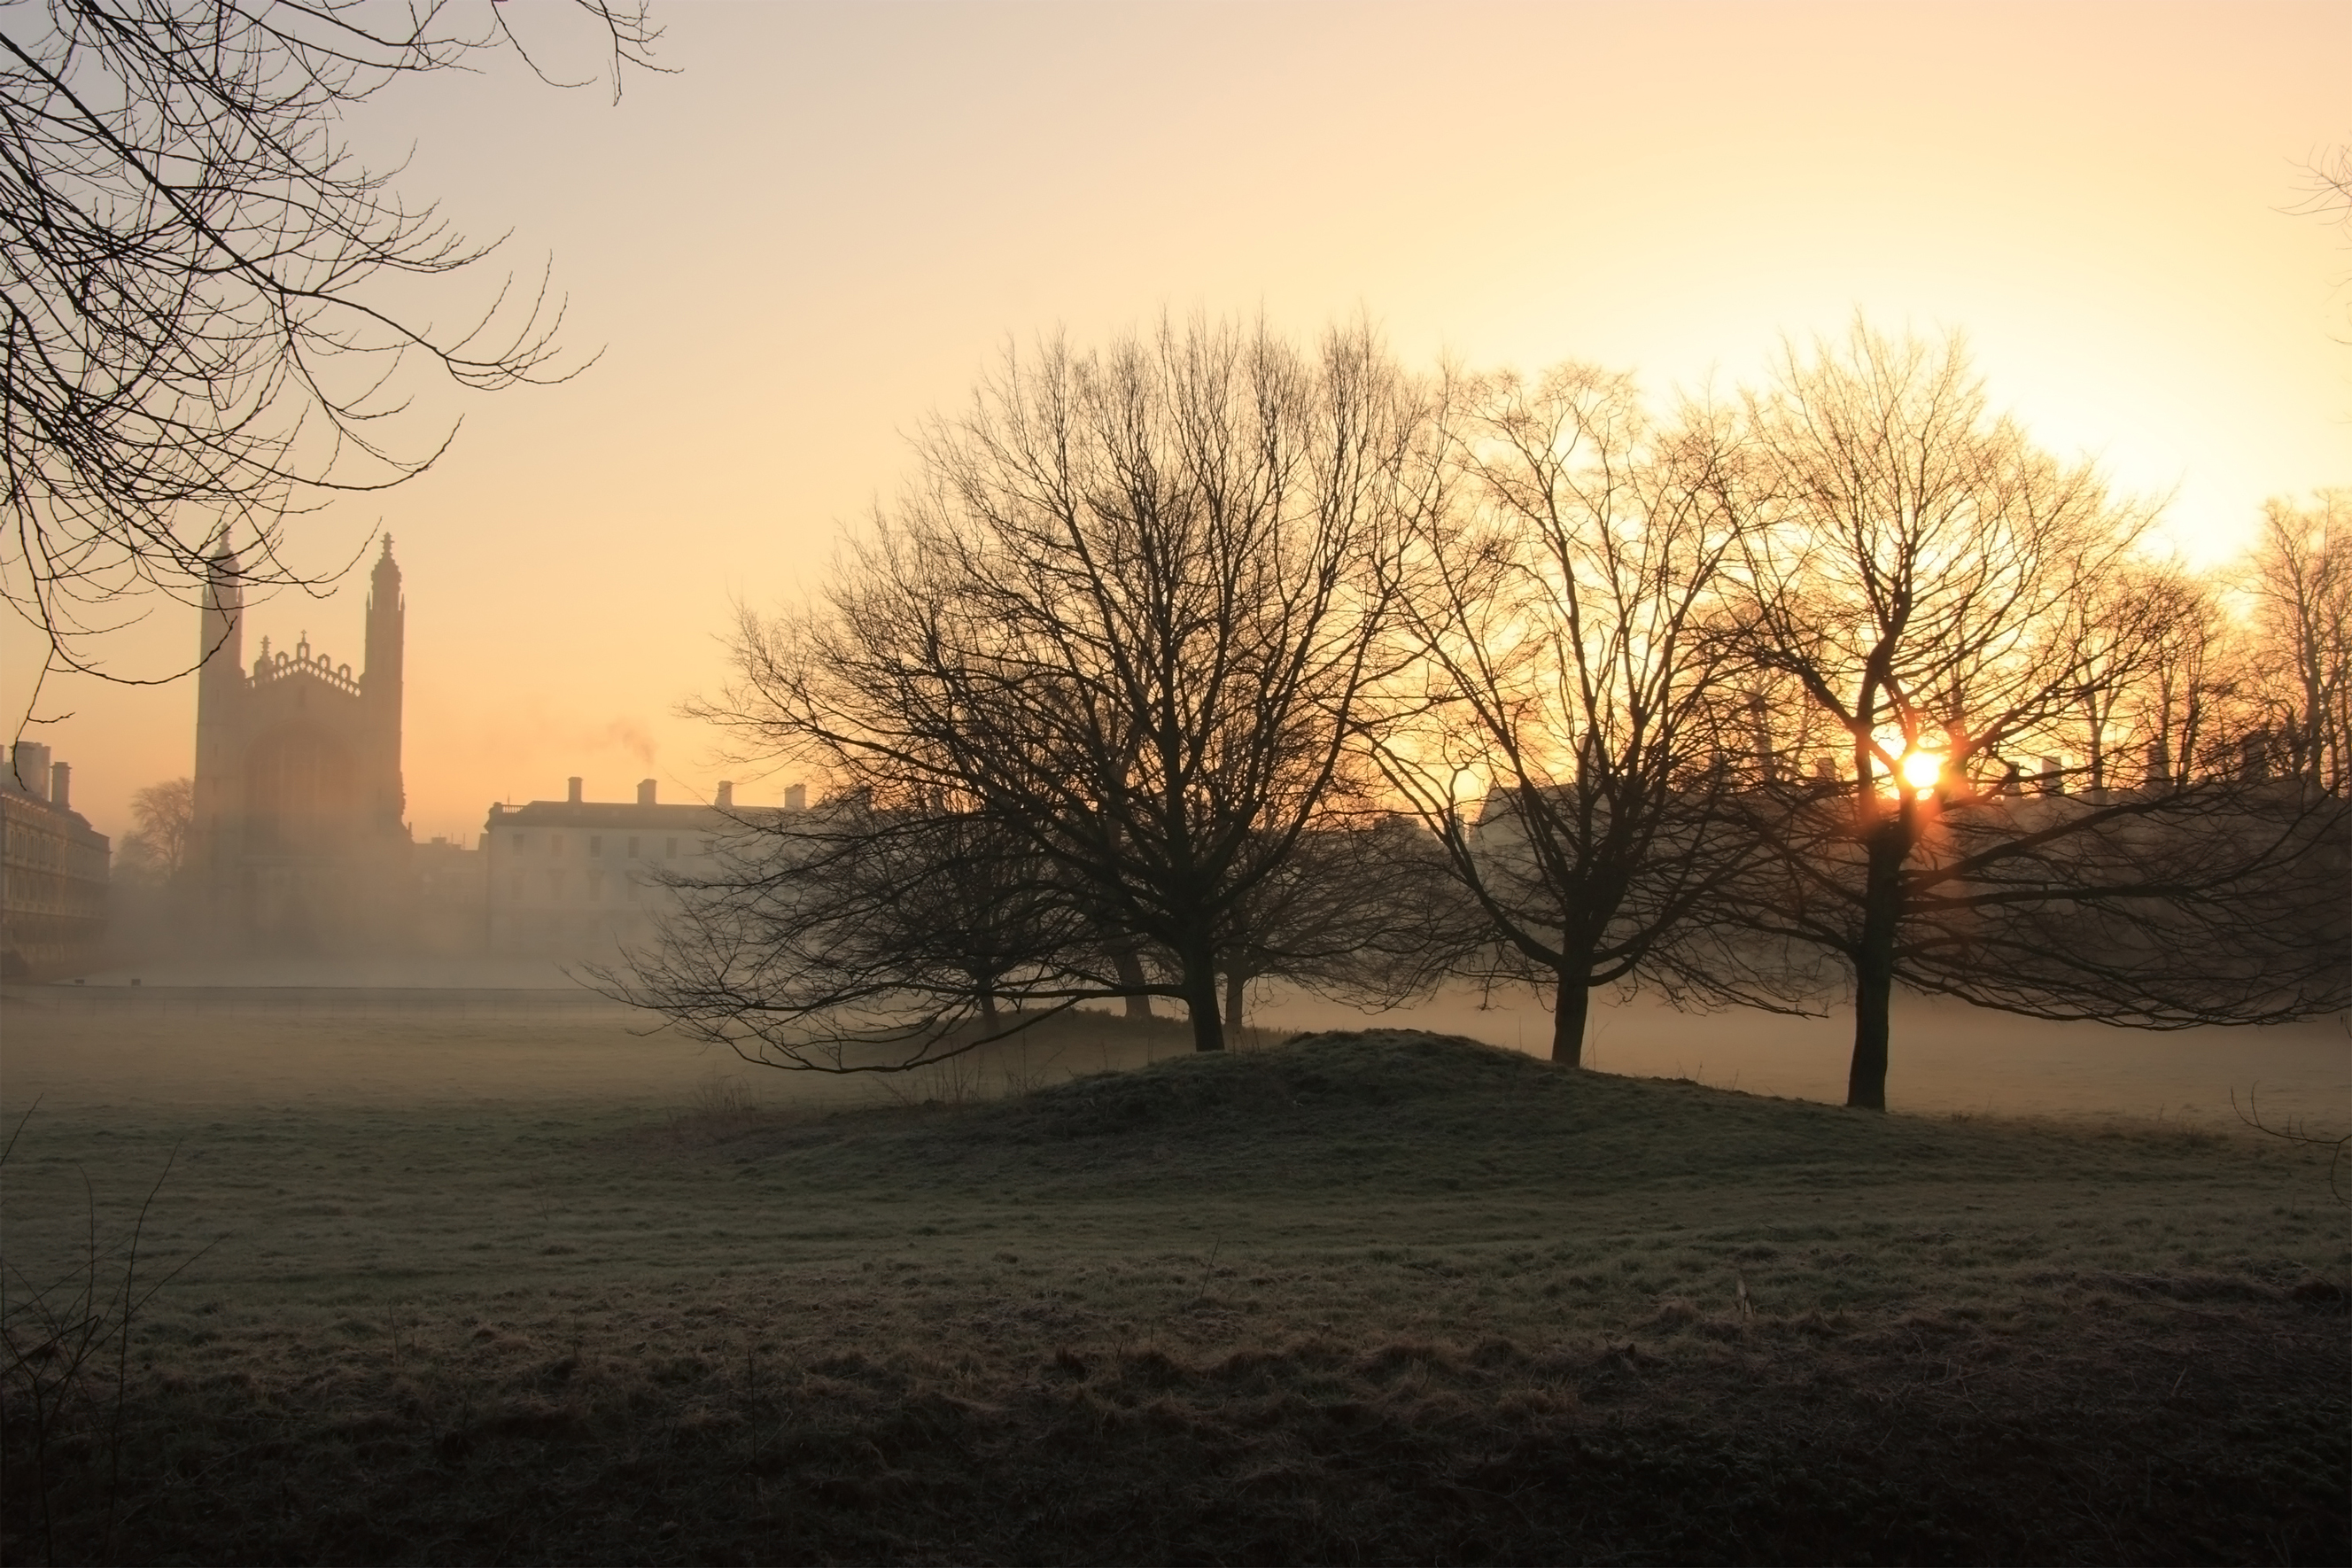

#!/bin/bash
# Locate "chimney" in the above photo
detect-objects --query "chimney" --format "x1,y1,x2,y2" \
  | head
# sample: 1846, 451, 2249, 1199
49, 761, 70, 811
567, 776, 583, 804
784, 783, 807, 812
636, 779, 657, 806
714, 780, 734, 808
2038, 756, 2065, 796
2146, 740, 2172, 789
2241, 734, 2269, 783
11, 741, 51, 801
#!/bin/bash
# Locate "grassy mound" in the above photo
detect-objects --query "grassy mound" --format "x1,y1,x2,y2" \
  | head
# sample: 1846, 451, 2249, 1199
727, 1026, 2260, 1207
1005, 1028, 1549, 1132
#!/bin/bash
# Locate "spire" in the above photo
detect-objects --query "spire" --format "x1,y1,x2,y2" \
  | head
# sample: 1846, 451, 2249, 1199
365, 536, 405, 680
204, 537, 243, 613
198, 536, 244, 675
362, 531, 407, 826
370, 533, 402, 600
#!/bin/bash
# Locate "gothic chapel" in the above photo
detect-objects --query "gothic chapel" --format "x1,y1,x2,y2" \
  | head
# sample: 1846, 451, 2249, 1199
190, 539, 416, 951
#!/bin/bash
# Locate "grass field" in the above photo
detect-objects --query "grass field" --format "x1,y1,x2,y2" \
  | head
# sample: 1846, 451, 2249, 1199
2, 992, 2346, 1564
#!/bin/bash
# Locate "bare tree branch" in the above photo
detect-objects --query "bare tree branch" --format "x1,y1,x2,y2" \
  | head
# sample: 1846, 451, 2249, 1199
2, 0, 660, 723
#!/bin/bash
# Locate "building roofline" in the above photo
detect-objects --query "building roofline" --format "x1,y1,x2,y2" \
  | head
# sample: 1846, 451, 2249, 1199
0, 783, 105, 842
485, 800, 777, 827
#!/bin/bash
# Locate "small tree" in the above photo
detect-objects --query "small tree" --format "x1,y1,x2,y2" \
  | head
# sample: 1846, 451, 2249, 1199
602, 792, 1125, 1072
113, 777, 192, 884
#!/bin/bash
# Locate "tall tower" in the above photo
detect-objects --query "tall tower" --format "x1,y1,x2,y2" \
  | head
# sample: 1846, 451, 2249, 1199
362, 535, 406, 827
191, 546, 245, 901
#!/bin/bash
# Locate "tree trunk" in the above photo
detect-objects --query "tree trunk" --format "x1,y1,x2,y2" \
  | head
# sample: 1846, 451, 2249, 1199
1114, 945, 1153, 1020
1182, 949, 1226, 1052
1848, 946, 1893, 1111
1846, 817, 1906, 1110
1551, 973, 1590, 1067
1223, 968, 1247, 1036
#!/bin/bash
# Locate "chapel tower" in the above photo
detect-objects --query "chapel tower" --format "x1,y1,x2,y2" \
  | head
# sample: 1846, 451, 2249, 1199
188, 535, 416, 951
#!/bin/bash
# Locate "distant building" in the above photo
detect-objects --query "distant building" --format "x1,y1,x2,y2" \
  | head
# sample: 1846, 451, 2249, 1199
485, 777, 796, 959
1, 742, 109, 979
189, 539, 415, 951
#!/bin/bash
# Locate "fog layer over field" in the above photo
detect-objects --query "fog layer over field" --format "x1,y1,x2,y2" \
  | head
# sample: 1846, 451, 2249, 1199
8, 982, 2343, 1126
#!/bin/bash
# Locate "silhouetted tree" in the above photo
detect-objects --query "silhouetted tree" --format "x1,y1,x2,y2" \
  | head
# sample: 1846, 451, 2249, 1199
692, 318, 1436, 1053
1372, 364, 1759, 1065
2, 0, 657, 719
598, 791, 1129, 1072
2239, 492, 2350, 791
1713, 325, 2348, 1109
113, 775, 191, 883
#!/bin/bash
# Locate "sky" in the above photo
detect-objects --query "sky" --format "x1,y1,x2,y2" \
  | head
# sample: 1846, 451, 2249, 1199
5, 0, 2347, 849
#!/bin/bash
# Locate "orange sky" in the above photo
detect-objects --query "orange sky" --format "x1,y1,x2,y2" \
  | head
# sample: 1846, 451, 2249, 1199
4, 0, 2347, 847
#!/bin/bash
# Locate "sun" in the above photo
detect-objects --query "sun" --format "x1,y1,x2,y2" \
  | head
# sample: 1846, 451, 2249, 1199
1899, 749, 1944, 794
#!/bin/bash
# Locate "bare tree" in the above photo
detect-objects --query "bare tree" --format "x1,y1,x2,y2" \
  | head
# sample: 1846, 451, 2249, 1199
1716, 324, 2347, 1110
601, 792, 1132, 1073
112, 773, 190, 882
3, 0, 657, 722
2115, 564, 2239, 793
691, 318, 1434, 1053
2239, 491, 2351, 791
1722, 322, 2150, 1107
1373, 364, 1758, 1064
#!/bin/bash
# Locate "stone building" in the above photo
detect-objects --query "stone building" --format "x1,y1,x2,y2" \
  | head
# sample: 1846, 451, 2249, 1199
189, 539, 415, 951
484, 777, 747, 959
1, 741, 110, 979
